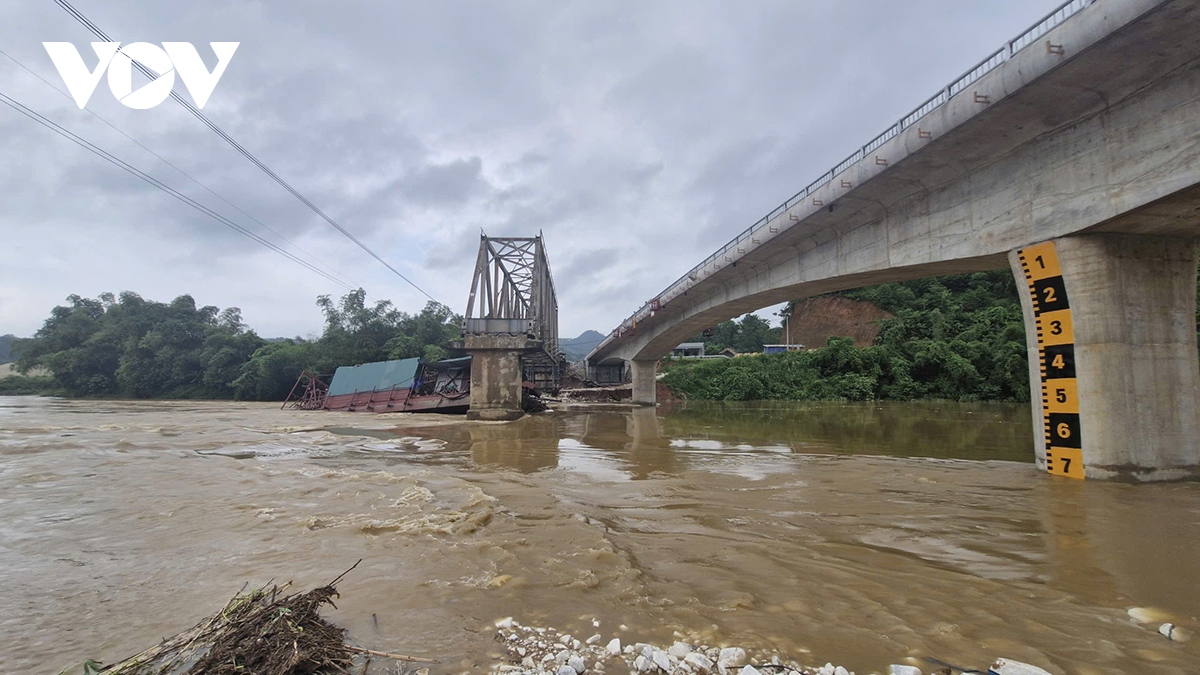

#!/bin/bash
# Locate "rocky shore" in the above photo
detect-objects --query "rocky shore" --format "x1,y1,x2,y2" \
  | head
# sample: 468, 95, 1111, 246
488, 617, 876, 675
486, 617, 1091, 675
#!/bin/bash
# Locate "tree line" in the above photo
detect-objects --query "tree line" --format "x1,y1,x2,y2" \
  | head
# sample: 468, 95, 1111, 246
5, 266, 1198, 403
8, 289, 461, 400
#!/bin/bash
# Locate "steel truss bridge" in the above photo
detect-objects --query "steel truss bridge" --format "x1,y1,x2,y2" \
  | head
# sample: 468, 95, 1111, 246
464, 233, 564, 392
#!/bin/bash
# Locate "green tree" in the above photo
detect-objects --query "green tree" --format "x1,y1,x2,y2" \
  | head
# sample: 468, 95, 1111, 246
235, 292, 464, 400
16, 292, 266, 398
691, 313, 782, 353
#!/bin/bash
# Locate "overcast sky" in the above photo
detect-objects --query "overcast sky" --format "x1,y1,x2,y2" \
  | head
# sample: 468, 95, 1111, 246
0, 0, 1063, 340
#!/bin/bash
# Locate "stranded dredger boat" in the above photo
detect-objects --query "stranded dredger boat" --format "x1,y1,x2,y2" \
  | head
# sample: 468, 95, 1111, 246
322, 356, 471, 413
282, 355, 545, 414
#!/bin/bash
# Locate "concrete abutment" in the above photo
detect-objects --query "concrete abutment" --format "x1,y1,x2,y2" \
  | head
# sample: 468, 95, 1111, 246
1009, 234, 1200, 481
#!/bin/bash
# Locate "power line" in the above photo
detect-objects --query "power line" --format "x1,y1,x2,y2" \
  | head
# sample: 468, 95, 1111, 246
53, 0, 441, 304
0, 45, 359, 290
0, 87, 357, 291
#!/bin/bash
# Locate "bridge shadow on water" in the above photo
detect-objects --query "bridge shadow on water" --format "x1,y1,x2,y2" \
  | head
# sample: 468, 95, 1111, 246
655, 400, 1035, 463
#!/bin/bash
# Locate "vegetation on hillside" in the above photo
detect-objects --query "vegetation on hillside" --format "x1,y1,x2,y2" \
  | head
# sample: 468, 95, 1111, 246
0, 334, 15, 364
663, 271, 1030, 402
0, 375, 57, 395
12, 290, 460, 400
560, 330, 606, 362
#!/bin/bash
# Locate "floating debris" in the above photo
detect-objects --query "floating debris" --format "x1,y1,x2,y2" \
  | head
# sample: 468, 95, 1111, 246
60, 563, 436, 675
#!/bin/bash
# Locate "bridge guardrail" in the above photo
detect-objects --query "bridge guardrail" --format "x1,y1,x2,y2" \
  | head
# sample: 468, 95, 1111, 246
596, 0, 1096, 356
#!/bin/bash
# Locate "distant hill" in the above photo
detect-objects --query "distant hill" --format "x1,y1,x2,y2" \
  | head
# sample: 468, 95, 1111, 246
559, 330, 604, 362
0, 334, 15, 365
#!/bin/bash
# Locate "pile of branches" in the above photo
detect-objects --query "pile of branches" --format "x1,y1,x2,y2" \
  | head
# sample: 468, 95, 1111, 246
69, 564, 433, 675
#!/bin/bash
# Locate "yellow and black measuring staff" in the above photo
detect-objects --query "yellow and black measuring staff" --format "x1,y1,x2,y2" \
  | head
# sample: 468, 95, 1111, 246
1017, 241, 1085, 479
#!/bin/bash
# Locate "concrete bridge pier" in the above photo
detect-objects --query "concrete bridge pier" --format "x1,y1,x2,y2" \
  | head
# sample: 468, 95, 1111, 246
631, 360, 657, 405
464, 334, 529, 421
1009, 234, 1200, 481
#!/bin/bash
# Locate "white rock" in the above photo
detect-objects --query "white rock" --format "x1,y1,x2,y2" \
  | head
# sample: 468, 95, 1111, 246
593, 618, 601, 627
634, 655, 655, 673
495, 617, 515, 629
834, 667, 850, 675
517, 646, 527, 657
889, 666, 921, 675
521, 656, 535, 668
718, 647, 748, 669
557, 667, 578, 675
556, 649, 571, 664
623, 645, 635, 655
739, 668, 761, 675
573, 639, 582, 650
568, 655, 587, 673
606, 638, 622, 655
652, 648, 674, 672
1157, 622, 1190, 641
561, 634, 573, 645
669, 642, 694, 659
817, 664, 835, 675
684, 652, 714, 674
988, 658, 1053, 675
587, 634, 603, 645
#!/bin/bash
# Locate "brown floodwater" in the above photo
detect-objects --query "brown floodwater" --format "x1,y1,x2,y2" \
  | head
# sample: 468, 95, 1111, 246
0, 396, 1196, 674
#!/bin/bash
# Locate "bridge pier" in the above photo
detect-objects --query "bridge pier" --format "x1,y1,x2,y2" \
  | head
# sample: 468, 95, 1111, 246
463, 334, 529, 421
631, 360, 657, 405
1009, 234, 1200, 481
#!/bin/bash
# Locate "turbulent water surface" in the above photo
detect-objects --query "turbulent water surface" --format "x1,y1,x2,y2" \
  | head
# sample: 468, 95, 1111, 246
0, 396, 1197, 674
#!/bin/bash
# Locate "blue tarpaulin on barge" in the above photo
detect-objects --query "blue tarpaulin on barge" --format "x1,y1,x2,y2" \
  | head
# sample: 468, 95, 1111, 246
326, 358, 420, 397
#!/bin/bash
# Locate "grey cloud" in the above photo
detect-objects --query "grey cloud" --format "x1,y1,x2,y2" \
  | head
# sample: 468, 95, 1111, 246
394, 156, 487, 206
0, 0, 1069, 338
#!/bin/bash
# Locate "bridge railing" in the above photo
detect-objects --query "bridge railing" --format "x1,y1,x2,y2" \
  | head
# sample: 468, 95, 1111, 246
595, 0, 1096, 356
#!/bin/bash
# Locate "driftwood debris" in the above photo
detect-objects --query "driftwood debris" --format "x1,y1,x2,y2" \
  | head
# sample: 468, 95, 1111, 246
63, 563, 437, 675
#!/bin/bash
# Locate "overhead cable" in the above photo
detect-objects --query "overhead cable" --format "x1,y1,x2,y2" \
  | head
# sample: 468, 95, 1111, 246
0, 88, 357, 291
54, 0, 440, 303
0, 45, 358, 290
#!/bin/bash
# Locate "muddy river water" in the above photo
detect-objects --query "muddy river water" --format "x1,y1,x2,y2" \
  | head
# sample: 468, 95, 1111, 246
1, 396, 1197, 674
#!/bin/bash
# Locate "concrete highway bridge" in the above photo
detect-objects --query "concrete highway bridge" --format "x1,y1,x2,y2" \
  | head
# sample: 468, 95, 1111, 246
586, 0, 1200, 481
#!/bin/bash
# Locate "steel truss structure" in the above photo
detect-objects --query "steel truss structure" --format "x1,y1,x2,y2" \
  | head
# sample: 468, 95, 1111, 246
464, 233, 564, 391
